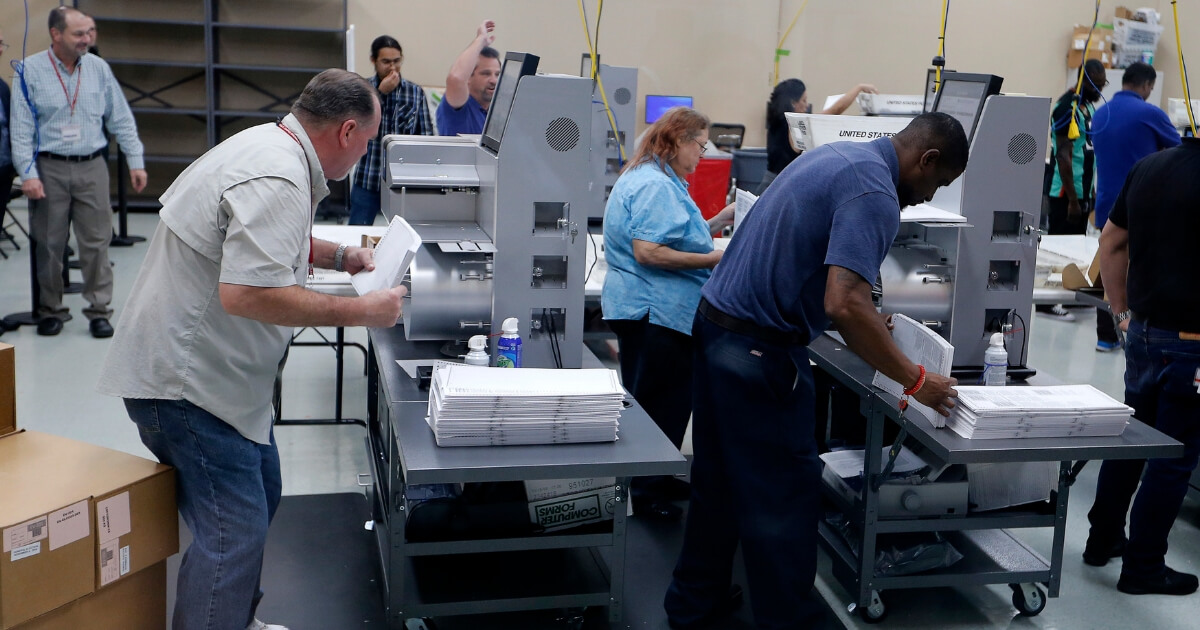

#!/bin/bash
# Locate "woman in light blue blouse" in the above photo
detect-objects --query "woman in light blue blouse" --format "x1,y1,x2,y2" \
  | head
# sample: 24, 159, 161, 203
602, 106, 733, 521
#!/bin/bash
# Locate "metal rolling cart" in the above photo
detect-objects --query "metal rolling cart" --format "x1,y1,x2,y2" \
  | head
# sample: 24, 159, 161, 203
362, 325, 688, 629
809, 334, 1182, 623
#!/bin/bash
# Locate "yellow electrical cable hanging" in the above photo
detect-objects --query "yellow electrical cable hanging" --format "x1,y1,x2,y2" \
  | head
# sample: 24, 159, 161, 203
577, 0, 626, 162
772, 0, 811, 87
1067, 0, 1103, 140
934, 0, 948, 90
1172, 0, 1198, 136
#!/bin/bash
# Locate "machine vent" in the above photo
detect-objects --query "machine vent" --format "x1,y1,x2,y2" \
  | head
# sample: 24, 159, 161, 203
545, 117, 581, 152
613, 87, 632, 105
1007, 133, 1037, 165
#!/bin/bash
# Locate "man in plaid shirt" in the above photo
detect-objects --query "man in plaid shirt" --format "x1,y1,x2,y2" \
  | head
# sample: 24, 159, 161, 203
349, 35, 434, 225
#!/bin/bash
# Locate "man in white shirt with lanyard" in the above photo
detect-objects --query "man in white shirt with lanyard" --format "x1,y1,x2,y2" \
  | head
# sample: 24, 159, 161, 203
98, 69, 403, 630
9, 7, 147, 337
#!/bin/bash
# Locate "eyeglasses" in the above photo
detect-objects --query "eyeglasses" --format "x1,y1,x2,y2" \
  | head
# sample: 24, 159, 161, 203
692, 138, 707, 152
0, 42, 9, 52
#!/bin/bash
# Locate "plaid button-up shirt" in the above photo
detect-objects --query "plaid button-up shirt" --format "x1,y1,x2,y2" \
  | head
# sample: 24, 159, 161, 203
353, 74, 434, 192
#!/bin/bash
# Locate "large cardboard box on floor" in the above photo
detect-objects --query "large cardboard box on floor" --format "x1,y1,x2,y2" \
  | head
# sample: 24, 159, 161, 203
15, 561, 166, 630
0, 343, 14, 438
0, 431, 178, 629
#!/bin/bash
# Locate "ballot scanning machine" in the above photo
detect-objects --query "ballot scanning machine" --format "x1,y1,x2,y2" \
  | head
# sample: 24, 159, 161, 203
787, 72, 1050, 376
381, 53, 597, 368
580, 56, 638, 221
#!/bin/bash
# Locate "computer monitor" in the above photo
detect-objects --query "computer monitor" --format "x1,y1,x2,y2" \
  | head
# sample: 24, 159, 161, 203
931, 72, 1003, 141
644, 95, 693, 124
923, 68, 944, 113
480, 52, 540, 154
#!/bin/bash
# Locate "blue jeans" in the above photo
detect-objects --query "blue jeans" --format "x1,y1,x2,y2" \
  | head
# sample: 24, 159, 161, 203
348, 183, 381, 226
125, 398, 282, 630
1087, 319, 1200, 577
665, 312, 824, 629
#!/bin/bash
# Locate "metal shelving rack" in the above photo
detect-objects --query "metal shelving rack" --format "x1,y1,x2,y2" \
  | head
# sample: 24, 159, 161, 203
77, 0, 349, 213
808, 334, 1181, 623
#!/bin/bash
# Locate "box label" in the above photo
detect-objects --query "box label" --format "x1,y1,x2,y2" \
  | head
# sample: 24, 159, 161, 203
3, 515, 48, 552
99, 539, 121, 585
96, 491, 132, 544
532, 495, 602, 530
49, 499, 90, 551
120, 545, 131, 577
10, 540, 41, 561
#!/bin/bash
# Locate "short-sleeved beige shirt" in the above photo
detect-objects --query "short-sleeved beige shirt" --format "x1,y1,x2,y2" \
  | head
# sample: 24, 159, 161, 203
98, 113, 331, 444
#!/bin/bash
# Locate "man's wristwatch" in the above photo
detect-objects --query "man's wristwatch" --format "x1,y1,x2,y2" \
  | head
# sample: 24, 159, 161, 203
1115, 309, 1132, 324
333, 244, 349, 272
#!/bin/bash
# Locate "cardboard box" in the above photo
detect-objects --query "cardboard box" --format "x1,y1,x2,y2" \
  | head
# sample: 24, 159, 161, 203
523, 478, 616, 502
0, 431, 177, 628
93, 469, 177, 589
527, 485, 619, 532
1114, 6, 1135, 21
967, 461, 1056, 512
1071, 25, 1113, 52
1067, 47, 1112, 69
1061, 247, 1103, 290
16, 561, 166, 630
0, 344, 13, 438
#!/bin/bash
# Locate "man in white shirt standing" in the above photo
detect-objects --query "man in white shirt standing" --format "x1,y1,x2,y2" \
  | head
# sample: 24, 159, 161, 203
98, 69, 404, 630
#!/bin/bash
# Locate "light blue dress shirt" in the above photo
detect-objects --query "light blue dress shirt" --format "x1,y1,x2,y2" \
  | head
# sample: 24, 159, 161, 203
9, 49, 144, 180
601, 159, 714, 336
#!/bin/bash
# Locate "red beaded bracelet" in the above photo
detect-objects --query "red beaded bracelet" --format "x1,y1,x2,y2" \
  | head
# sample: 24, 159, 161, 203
903, 365, 926, 396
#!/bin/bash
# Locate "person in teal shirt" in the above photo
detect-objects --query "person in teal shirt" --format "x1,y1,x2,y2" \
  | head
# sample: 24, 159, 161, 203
602, 106, 732, 521
1039, 59, 1107, 322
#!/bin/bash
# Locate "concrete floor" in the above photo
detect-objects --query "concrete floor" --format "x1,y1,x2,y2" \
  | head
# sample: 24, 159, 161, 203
3, 203, 1197, 629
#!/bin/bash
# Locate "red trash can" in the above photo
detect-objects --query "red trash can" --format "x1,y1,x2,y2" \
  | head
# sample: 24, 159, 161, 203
686, 156, 732, 219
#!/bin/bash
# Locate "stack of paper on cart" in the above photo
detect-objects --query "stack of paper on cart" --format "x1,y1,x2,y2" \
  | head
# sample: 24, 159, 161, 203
427, 363, 625, 446
945, 384, 1132, 439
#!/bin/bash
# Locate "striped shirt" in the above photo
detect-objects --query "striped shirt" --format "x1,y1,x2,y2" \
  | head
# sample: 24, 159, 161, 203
9, 49, 144, 180
352, 74, 433, 192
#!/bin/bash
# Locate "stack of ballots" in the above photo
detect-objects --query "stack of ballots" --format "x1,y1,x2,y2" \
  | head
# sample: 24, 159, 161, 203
945, 384, 1132, 439
427, 363, 625, 446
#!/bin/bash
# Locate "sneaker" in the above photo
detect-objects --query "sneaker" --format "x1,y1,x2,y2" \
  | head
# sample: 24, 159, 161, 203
1082, 536, 1126, 566
1096, 340, 1121, 352
246, 620, 289, 630
1117, 567, 1199, 595
1037, 304, 1076, 322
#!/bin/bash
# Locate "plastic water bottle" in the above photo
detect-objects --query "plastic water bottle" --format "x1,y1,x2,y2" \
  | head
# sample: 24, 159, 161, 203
464, 335, 490, 366
496, 318, 522, 368
983, 332, 1008, 386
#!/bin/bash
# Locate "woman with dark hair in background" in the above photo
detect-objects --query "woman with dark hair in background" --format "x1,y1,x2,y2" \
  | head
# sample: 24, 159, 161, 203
759, 78, 877, 193
602, 106, 733, 521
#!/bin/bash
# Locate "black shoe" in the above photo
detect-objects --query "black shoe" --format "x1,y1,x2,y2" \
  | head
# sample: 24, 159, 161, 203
633, 499, 683, 522
668, 585, 744, 629
89, 318, 114, 338
1117, 567, 1199, 595
37, 317, 63, 336
1083, 537, 1127, 567
658, 476, 693, 501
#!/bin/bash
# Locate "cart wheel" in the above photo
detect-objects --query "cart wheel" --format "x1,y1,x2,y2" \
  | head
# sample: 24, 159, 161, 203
856, 590, 888, 624
1010, 583, 1046, 616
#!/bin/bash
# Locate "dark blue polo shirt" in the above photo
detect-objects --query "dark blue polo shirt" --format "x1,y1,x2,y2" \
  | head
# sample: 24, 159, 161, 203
1092, 90, 1181, 227
436, 94, 487, 136
701, 137, 901, 343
